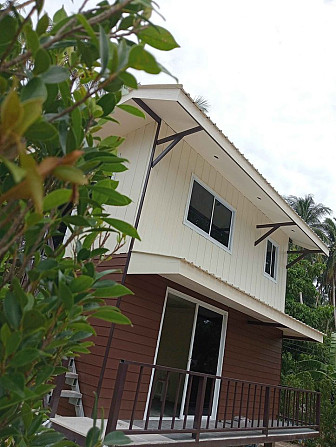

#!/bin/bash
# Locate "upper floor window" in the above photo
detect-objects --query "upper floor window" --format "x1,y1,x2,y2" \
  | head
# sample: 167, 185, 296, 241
264, 239, 278, 280
185, 177, 235, 250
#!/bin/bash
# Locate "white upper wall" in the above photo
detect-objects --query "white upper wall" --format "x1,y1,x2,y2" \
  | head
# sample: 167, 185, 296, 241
101, 120, 288, 311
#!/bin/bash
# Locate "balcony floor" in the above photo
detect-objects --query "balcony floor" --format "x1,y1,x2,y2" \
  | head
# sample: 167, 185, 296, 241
51, 416, 319, 447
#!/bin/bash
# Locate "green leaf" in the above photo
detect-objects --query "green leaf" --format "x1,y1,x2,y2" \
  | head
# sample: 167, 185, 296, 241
53, 7, 67, 24
36, 259, 58, 271
24, 25, 40, 55
92, 187, 131, 206
63, 215, 91, 227
119, 71, 138, 89
82, 232, 97, 250
76, 14, 99, 47
32, 430, 64, 445
43, 188, 72, 211
71, 107, 82, 145
58, 282, 74, 310
41, 66, 69, 84
10, 348, 40, 367
99, 25, 109, 74
25, 119, 58, 141
103, 218, 140, 239
85, 426, 100, 447
128, 45, 160, 74
36, 14, 50, 36
5, 331, 21, 357
33, 48, 50, 75
0, 156, 26, 183
23, 310, 46, 331
53, 166, 87, 185
70, 275, 94, 293
104, 431, 131, 446
138, 25, 179, 51
0, 323, 10, 345
117, 104, 145, 119
4, 292, 22, 330
21, 78, 47, 102
97, 93, 116, 116
92, 306, 131, 325
93, 284, 133, 298
0, 15, 17, 47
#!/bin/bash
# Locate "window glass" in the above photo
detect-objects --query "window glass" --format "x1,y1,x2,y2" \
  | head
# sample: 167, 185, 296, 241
265, 240, 272, 275
210, 199, 232, 247
187, 181, 214, 233
186, 179, 234, 249
265, 239, 277, 279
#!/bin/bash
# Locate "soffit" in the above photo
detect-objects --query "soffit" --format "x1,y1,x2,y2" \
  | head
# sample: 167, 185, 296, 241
106, 85, 328, 255
129, 251, 324, 343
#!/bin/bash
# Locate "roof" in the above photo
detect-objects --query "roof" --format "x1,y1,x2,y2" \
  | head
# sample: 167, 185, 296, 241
112, 84, 329, 256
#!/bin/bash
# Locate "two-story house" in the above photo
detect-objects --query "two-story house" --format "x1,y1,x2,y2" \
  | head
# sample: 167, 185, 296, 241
51, 85, 329, 447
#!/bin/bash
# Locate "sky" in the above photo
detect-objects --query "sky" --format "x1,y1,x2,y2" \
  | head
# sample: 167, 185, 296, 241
47, 0, 336, 215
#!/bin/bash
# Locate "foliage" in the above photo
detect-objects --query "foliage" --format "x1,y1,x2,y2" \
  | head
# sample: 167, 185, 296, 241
286, 256, 325, 307
284, 194, 331, 237
0, 0, 178, 445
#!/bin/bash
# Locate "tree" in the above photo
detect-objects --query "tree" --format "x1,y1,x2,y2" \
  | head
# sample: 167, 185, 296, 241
285, 194, 331, 238
321, 218, 336, 311
0, 1, 178, 445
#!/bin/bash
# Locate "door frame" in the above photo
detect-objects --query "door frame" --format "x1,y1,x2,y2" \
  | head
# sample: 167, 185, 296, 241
144, 286, 228, 420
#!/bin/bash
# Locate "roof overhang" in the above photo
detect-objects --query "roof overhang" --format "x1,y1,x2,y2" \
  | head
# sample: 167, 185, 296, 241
129, 251, 324, 343
105, 84, 328, 256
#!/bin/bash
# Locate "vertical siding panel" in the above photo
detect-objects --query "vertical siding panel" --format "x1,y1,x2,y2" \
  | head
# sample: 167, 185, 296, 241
118, 122, 288, 310
232, 193, 246, 290
177, 148, 197, 260
168, 141, 192, 256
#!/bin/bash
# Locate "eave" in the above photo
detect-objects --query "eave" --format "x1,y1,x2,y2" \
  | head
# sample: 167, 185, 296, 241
129, 251, 324, 343
105, 84, 329, 257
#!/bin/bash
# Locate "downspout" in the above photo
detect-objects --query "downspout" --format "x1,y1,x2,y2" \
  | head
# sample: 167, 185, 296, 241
94, 102, 162, 409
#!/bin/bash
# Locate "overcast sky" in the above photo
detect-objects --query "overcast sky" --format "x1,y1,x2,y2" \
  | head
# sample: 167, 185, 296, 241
49, 0, 336, 215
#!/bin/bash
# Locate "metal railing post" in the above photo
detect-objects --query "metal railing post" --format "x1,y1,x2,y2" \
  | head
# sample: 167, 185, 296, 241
192, 376, 207, 441
106, 360, 129, 434
263, 386, 270, 435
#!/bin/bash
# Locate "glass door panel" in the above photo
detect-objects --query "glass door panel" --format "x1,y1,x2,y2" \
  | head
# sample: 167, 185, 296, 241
187, 306, 223, 415
150, 294, 196, 416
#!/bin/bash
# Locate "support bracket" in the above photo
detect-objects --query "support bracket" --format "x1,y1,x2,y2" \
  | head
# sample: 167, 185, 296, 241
254, 222, 296, 246
286, 249, 323, 269
152, 125, 203, 167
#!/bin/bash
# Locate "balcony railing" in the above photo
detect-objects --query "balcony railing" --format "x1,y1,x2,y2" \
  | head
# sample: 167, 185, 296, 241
107, 360, 320, 442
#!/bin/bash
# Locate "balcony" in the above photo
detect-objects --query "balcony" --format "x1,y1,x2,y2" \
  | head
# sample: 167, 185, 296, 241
51, 360, 320, 446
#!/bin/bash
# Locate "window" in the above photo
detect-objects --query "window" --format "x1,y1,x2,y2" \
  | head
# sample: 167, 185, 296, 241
264, 239, 278, 280
185, 177, 235, 250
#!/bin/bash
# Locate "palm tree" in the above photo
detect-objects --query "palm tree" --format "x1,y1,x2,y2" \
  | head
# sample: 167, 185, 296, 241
193, 96, 210, 114
285, 194, 331, 238
321, 218, 336, 310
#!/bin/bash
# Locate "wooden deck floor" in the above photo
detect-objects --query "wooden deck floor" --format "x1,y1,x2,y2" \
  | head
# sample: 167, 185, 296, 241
51, 416, 319, 447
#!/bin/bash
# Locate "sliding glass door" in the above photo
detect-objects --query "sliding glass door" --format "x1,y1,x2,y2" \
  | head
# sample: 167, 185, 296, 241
148, 291, 227, 419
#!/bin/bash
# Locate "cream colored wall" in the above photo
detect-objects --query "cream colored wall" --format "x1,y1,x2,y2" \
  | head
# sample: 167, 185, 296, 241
102, 121, 156, 253
105, 121, 289, 312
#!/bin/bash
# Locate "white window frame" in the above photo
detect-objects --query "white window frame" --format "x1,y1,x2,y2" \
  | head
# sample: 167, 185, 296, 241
264, 238, 279, 282
144, 287, 228, 421
183, 174, 236, 253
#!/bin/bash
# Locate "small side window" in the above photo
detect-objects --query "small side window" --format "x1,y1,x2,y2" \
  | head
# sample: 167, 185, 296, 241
265, 239, 278, 280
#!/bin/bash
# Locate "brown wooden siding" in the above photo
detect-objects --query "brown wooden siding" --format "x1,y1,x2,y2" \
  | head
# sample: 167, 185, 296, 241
56, 254, 283, 419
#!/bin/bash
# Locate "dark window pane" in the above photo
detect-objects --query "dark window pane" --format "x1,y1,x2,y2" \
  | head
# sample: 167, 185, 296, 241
187, 181, 213, 233
210, 199, 232, 247
270, 244, 277, 278
265, 240, 272, 275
